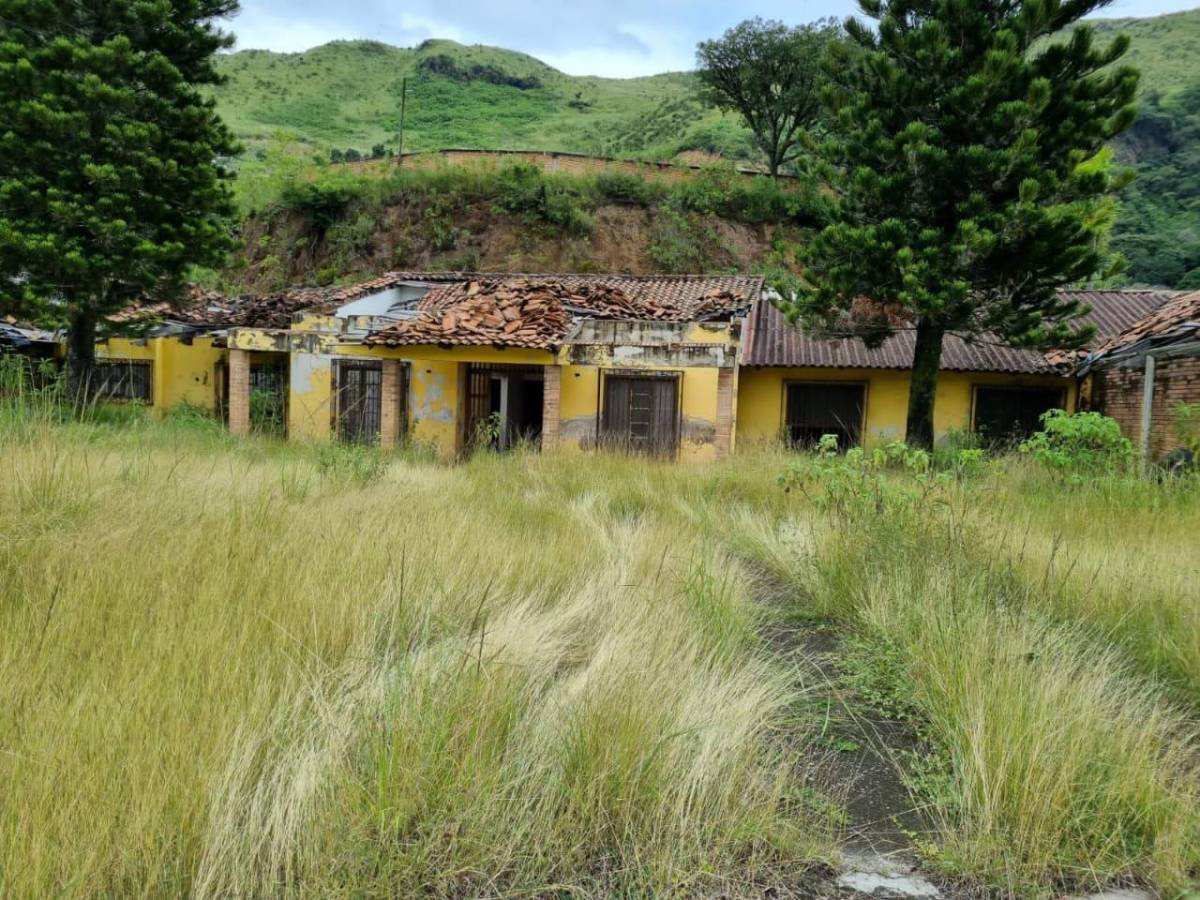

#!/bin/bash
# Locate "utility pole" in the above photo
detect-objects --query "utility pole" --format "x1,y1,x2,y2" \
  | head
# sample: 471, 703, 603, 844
396, 77, 407, 167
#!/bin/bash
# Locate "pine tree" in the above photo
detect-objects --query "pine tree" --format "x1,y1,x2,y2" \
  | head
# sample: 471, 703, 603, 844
0, 0, 239, 395
783, 0, 1139, 448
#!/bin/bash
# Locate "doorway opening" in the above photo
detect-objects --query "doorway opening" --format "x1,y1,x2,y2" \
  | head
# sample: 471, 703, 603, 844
465, 364, 544, 451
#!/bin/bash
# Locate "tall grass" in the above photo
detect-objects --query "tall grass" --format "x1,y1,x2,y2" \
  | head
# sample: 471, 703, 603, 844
971, 465, 1200, 698
800, 503, 1200, 895
2, 400, 1198, 897
0, 423, 828, 898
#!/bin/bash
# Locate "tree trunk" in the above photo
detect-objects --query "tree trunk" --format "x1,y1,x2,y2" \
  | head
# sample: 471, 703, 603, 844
66, 307, 97, 407
905, 319, 945, 450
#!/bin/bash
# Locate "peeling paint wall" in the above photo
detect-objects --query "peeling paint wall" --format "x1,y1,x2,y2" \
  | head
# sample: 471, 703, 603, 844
408, 359, 460, 456
736, 366, 1076, 447
557, 363, 725, 463
554, 322, 734, 463
288, 352, 333, 440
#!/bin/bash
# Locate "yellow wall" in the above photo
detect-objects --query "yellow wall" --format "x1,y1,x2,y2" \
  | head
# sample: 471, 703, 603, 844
96, 336, 225, 412
737, 366, 1075, 447
558, 365, 726, 463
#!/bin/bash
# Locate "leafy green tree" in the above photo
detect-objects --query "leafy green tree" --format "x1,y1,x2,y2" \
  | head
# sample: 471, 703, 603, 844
0, 0, 238, 394
696, 18, 841, 176
784, 0, 1139, 448
330, 148, 345, 163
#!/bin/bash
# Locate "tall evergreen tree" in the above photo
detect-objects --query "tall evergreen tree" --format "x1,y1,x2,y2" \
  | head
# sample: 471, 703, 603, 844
0, 0, 239, 393
782, 0, 1139, 448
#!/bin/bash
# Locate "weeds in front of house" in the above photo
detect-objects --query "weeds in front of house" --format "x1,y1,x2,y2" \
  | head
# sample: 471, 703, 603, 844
767, 422, 1200, 895
0, 421, 828, 898
0, 406, 1197, 898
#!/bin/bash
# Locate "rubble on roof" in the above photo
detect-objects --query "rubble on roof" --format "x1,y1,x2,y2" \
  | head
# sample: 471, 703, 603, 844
1091, 290, 1200, 359
370, 276, 757, 349
369, 279, 574, 349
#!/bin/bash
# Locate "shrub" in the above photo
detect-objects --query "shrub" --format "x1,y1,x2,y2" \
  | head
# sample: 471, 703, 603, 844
314, 441, 386, 485
492, 163, 591, 236
594, 170, 652, 205
1173, 402, 1200, 451
1019, 410, 1134, 473
280, 175, 366, 232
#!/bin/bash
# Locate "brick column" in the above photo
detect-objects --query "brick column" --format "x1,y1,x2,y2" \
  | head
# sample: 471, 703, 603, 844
380, 359, 403, 448
714, 367, 735, 460
228, 349, 250, 435
541, 365, 562, 452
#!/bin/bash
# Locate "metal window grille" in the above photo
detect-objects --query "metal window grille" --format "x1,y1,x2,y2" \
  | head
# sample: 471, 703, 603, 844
335, 360, 383, 443
600, 372, 680, 457
90, 361, 152, 402
785, 382, 865, 449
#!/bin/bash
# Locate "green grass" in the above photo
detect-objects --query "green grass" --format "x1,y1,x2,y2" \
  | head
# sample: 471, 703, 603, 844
210, 38, 746, 164
1, 388, 1198, 897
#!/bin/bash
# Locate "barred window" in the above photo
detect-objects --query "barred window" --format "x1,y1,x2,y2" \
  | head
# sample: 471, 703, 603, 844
90, 361, 152, 402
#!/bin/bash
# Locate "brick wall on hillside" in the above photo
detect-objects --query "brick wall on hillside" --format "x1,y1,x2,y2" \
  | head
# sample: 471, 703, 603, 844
1090, 356, 1200, 457
345, 149, 786, 185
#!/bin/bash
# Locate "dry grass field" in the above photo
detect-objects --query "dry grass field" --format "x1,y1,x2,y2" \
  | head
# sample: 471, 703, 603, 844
1, 401, 1197, 898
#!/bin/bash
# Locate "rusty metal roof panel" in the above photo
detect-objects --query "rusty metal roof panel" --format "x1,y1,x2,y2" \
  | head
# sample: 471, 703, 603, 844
741, 289, 1182, 374
1056, 289, 1183, 341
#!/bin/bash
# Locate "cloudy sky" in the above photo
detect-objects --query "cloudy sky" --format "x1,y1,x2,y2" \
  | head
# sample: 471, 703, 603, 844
224, 0, 1199, 78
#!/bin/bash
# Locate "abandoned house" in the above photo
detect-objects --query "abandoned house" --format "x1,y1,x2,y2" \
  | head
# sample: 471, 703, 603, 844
77, 273, 1196, 459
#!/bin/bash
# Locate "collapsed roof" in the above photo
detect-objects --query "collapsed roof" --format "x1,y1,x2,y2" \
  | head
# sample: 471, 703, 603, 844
108, 273, 1189, 375
1085, 290, 1200, 366
365, 274, 761, 350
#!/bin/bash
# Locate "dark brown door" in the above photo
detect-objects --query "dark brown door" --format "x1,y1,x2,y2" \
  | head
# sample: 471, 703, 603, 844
336, 361, 382, 443
785, 382, 865, 449
601, 374, 679, 457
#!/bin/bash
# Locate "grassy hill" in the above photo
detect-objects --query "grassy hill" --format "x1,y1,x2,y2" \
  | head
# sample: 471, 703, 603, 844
210, 9, 1200, 287
211, 39, 757, 164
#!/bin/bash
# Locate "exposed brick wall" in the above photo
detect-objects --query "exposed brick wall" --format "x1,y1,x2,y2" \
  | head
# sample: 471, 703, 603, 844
380, 359, 403, 448
1092, 356, 1200, 458
715, 367, 735, 460
345, 149, 790, 185
228, 349, 250, 435
542, 365, 561, 452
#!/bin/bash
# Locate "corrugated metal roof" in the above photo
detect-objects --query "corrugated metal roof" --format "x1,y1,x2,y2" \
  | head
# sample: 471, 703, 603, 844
1056, 289, 1183, 341
741, 289, 1182, 373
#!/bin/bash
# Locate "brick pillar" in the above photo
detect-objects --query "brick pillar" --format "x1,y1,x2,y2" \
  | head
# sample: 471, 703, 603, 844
542, 365, 562, 452
714, 367, 735, 460
380, 359, 403, 448
228, 349, 250, 435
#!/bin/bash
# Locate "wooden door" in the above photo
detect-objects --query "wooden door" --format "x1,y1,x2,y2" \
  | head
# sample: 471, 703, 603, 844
601, 374, 679, 457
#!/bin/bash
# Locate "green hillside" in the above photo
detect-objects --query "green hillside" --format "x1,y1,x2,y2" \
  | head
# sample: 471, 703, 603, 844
210, 39, 757, 163
210, 9, 1200, 287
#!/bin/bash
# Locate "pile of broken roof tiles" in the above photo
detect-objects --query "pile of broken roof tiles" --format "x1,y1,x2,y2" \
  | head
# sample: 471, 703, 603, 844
367, 278, 750, 349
